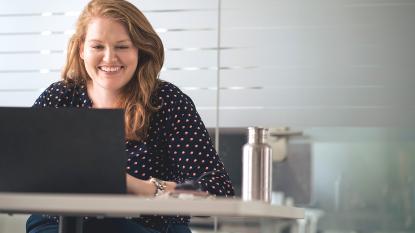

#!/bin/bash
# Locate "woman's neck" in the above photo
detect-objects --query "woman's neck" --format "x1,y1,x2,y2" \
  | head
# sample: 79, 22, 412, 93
87, 81, 121, 109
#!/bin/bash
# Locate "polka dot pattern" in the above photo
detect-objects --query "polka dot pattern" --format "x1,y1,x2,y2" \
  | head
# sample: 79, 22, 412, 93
33, 81, 235, 231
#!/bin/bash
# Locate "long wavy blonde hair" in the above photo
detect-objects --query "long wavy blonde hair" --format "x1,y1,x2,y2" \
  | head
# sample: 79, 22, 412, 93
62, 0, 164, 141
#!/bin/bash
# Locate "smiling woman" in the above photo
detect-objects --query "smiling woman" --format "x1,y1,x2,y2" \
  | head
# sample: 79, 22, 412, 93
26, 0, 234, 233
61, 0, 165, 141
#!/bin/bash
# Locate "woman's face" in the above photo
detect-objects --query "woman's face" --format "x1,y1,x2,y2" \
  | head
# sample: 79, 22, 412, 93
80, 17, 138, 93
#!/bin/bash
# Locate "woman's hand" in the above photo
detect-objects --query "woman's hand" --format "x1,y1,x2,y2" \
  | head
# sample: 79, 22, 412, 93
126, 173, 176, 196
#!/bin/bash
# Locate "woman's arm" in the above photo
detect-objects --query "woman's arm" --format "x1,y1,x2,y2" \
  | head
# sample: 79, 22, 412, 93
126, 174, 176, 196
161, 84, 235, 197
125, 82, 234, 197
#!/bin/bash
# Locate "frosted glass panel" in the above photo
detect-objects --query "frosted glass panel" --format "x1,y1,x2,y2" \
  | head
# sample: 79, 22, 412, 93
219, 0, 415, 127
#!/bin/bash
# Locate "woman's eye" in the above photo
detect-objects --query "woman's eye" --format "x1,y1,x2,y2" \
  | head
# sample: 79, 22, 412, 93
116, 46, 129, 49
92, 45, 104, 49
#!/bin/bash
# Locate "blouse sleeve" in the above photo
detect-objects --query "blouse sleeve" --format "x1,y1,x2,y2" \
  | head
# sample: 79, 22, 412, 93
160, 84, 235, 197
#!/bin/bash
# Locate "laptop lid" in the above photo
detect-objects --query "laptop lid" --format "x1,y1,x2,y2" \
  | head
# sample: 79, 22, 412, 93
0, 107, 127, 194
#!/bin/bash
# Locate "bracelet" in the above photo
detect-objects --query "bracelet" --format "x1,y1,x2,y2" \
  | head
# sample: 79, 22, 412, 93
149, 177, 167, 196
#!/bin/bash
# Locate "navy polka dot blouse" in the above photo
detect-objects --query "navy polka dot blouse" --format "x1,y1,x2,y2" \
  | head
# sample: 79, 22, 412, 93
33, 80, 235, 231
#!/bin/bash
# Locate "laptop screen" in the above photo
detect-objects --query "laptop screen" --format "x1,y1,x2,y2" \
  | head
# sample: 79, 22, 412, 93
0, 107, 126, 194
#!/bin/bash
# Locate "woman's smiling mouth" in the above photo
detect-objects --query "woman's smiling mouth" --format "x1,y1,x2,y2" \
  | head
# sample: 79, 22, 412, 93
98, 65, 124, 73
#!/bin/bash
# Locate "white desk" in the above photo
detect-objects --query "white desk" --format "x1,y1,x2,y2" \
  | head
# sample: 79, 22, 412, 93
0, 193, 304, 233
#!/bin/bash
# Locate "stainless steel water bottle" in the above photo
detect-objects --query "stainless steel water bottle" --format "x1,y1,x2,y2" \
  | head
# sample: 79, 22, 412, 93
242, 127, 272, 203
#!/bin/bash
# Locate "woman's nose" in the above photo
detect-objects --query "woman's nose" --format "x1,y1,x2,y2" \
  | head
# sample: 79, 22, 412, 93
103, 48, 117, 63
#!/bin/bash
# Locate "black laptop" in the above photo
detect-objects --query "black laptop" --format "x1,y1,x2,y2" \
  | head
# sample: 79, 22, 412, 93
0, 107, 127, 194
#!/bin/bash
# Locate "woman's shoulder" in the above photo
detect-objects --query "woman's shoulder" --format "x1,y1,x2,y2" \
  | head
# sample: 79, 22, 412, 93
43, 80, 76, 93
155, 80, 191, 103
33, 80, 83, 107
153, 80, 197, 117
157, 80, 182, 95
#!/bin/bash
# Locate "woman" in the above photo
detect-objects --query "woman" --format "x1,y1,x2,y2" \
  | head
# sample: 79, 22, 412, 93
26, 0, 234, 232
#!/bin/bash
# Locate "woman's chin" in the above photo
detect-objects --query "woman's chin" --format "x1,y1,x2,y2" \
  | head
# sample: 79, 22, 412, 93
94, 80, 126, 93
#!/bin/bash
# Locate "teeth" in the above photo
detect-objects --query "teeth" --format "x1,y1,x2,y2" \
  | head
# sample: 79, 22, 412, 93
100, 66, 122, 72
